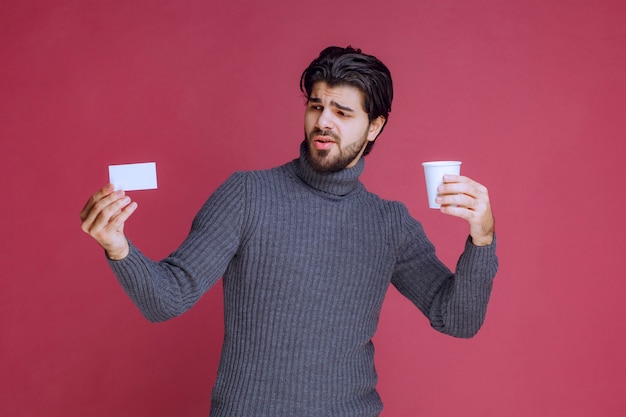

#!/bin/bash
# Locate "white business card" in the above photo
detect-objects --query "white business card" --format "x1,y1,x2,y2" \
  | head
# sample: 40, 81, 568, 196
108, 162, 158, 191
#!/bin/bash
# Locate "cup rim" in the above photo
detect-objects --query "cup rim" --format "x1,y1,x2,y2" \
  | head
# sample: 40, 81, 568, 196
422, 161, 462, 167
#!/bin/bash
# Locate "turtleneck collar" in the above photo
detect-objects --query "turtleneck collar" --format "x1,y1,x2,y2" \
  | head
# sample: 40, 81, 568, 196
291, 141, 365, 197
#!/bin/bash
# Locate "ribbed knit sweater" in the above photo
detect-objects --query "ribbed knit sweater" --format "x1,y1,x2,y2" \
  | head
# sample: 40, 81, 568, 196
108, 144, 498, 417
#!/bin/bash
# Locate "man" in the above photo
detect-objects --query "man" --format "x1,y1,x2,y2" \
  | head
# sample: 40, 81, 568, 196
80, 46, 497, 416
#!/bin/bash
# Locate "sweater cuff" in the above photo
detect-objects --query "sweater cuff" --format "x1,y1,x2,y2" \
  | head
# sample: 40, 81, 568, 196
458, 234, 498, 280
466, 233, 497, 250
105, 240, 146, 283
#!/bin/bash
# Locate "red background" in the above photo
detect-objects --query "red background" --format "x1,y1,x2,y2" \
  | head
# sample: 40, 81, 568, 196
2, 1, 625, 416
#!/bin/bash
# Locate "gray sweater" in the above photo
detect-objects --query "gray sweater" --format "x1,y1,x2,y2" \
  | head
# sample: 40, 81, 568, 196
109, 145, 498, 416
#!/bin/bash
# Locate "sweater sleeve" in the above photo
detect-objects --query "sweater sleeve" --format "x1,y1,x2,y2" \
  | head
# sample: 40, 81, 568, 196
107, 172, 247, 322
390, 205, 498, 338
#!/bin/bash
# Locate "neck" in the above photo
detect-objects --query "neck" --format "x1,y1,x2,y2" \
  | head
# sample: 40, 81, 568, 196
292, 142, 364, 197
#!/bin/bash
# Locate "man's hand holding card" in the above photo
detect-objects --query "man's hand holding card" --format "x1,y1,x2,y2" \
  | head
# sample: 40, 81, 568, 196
79, 162, 158, 260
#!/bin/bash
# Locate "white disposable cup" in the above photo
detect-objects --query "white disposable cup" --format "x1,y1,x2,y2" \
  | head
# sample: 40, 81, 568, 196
422, 161, 462, 209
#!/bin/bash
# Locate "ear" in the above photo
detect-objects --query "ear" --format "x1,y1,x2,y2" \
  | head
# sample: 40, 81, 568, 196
367, 116, 386, 142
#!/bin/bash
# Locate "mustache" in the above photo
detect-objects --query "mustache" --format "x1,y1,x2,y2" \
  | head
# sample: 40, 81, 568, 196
309, 129, 340, 142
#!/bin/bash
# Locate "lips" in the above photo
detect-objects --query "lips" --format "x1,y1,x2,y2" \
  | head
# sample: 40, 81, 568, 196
311, 134, 334, 149
310, 130, 339, 150
315, 135, 336, 143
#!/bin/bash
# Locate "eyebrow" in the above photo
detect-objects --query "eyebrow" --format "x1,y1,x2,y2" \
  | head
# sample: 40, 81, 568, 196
309, 97, 355, 113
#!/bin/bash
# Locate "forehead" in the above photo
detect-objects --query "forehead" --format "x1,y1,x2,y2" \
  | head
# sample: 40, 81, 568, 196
310, 81, 366, 110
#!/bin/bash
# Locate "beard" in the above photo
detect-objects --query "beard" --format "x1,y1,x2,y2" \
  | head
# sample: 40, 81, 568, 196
304, 129, 369, 174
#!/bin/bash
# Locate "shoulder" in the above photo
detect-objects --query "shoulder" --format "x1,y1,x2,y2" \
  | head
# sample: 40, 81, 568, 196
228, 161, 300, 194
358, 189, 414, 220
364, 192, 427, 241
229, 160, 294, 181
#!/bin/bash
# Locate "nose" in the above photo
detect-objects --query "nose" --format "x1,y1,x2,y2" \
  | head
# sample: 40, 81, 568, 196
315, 108, 334, 131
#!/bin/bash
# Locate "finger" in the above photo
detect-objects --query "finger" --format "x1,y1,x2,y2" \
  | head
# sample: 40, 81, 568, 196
437, 193, 476, 210
81, 192, 129, 234
108, 201, 138, 229
442, 174, 479, 185
442, 174, 463, 183
81, 192, 121, 233
439, 203, 473, 220
80, 183, 115, 217
89, 201, 138, 246
94, 201, 137, 246
87, 202, 137, 253
87, 195, 133, 233
438, 180, 487, 200
80, 183, 116, 221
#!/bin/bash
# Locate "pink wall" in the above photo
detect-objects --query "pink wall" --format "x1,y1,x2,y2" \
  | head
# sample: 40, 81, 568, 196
2, 1, 625, 416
